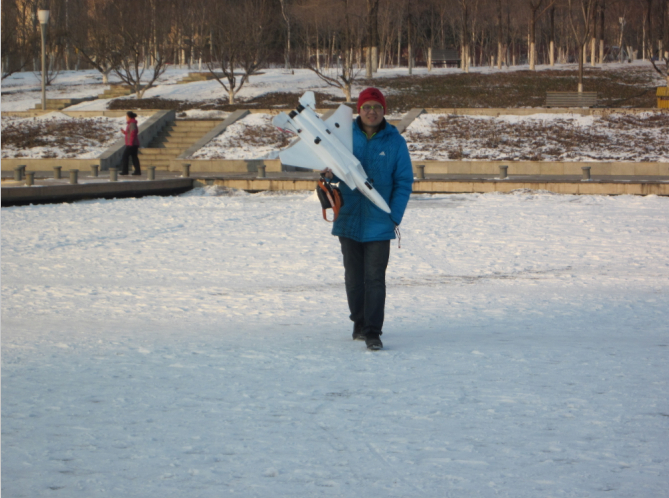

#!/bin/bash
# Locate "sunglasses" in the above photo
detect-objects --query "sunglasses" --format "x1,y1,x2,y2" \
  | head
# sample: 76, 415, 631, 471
361, 104, 383, 112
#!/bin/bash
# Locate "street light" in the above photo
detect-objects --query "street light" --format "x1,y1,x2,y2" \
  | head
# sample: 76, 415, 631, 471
38, 9, 50, 111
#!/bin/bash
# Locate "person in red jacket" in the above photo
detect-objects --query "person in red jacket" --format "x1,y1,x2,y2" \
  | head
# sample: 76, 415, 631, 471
120, 111, 141, 176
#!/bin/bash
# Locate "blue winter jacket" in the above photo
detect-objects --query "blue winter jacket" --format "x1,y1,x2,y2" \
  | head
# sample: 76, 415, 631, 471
331, 117, 414, 242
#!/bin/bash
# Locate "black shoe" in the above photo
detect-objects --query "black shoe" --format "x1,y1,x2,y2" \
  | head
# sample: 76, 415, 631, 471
365, 334, 383, 350
119, 172, 129, 176
352, 323, 365, 341
131, 171, 141, 176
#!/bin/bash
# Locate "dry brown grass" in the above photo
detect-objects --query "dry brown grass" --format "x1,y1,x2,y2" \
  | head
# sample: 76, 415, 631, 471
405, 112, 669, 162
1, 118, 117, 157
107, 66, 663, 112
223, 122, 293, 149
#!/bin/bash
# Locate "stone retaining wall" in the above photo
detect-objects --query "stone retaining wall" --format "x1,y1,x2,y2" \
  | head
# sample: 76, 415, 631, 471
99, 110, 175, 171
413, 160, 669, 176
200, 177, 669, 196
1, 110, 160, 118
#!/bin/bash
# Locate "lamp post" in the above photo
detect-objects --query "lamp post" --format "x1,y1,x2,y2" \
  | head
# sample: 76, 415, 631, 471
38, 9, 50, 111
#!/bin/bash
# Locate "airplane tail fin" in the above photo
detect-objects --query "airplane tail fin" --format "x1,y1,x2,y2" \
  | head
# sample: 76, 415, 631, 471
299, 91, 317, 110
272, 112, 297, 134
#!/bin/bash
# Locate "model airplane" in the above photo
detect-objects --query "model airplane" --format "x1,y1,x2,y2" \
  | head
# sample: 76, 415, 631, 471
272, 91, 391, 214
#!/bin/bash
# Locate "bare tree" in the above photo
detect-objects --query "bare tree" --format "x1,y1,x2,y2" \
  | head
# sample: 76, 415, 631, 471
70, 0, 121, 84
460, 0, 470, 72
597, 0, 606, 63
1, 0, 38, 79
528, 0, 556, 70
206, 0, 277, 104
365, 0, 380, 78
376, 0, 397, 69
648, 0, 669, 85
568, 0, 597, 92
113, 0, 170, 98
178, 0, 209, 71
279, 0, 293, 71
497, 0, 506, 68
304, 0, 362, 102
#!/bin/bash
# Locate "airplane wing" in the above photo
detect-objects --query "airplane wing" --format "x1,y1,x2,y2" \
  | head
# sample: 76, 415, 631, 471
324, 104, 353, 152
278, 139, 323, 171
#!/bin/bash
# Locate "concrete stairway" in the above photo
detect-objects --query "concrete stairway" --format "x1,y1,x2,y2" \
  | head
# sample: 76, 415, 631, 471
98, 84, 136, 99
139, 120, 223, 170
33, 97, 97, 110
177, 72, 219, 84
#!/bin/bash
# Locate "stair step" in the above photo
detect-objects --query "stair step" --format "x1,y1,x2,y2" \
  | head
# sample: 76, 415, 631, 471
139, 154, 182, 160
151, 134, 196, 140
154, 139, 203, 146
158, 129, 209, 134
152, 142, 200, 148
156, 136, 209, 143
173, 121, 221, 126
160, 128, 213, 133
138, 153, 176, 159
140, 148, 185, 155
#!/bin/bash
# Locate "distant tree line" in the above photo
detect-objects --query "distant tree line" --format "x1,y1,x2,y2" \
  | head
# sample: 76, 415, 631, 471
2, 0, 668, 101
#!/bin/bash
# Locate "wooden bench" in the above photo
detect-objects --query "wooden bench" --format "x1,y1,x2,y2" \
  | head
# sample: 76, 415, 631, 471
429, 48, 461, 68
545, 92, 598, 108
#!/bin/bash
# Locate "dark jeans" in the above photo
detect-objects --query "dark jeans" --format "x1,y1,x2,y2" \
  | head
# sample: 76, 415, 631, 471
339, 237, 391, 336
121, 145, 141, 174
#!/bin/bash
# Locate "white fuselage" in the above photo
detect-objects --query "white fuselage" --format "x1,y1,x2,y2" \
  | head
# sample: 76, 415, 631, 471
284, 105, 391, 214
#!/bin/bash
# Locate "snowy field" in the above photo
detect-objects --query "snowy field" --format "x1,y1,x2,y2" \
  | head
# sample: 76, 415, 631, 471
405, 112, 669, 163
190, 113, 289, 160
0, 61, 659, 112
2, 188, 669, 497
186, 109, 669, 162
1, 112, 149, 159
3, 62, 666, 164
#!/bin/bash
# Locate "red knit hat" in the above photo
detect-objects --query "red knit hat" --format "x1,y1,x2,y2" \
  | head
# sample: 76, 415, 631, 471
357, 87, 386, 113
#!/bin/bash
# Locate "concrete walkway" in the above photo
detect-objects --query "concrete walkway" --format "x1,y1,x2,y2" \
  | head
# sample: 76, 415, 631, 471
3, 170, 669, 207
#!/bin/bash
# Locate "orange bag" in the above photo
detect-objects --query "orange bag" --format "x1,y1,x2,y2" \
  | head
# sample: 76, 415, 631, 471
316, 177, 344, 222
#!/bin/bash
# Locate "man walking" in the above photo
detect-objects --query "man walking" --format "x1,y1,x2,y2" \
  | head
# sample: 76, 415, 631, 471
323, 87, 413, 350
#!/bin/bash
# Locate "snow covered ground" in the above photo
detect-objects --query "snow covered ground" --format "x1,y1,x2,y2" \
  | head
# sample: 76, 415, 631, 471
2, 189, 668, 497
405, 112, 669, 163
0, 61, 660, 112
1, 112, 149, 159
3, 62, 666, 164
190, 113, 288, 160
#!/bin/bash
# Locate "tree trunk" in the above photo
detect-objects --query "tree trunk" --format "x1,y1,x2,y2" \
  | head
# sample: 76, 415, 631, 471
578, 43, 584, 92
408, 34, 412, 74
599, 0, 606, 63
591, 38, 596, 65
549, 6, 555, 65
461, 0, 469, 72
529, 6, 537, 70
497, 0, 503, 69
371, 0, 379, 73
397, 18, 401, 68
583, 43, 587, 66
407, 2, 412, 75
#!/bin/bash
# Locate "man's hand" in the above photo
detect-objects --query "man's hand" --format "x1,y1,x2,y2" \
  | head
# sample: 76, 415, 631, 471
322, 168, 334, 180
